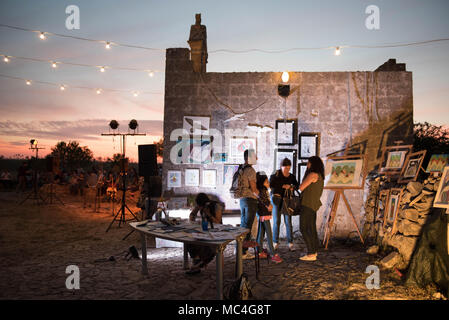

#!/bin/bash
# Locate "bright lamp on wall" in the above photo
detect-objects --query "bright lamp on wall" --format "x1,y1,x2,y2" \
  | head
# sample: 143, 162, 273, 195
278, 71, 290, 98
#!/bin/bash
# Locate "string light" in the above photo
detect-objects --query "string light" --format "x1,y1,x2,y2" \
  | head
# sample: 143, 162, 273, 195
99, 66, 106, 73
105, 42, 111, 49
148, 71, 154, 77
51, 61, 58, 68
335, 46, 341, 56
96, 88, 102, 94
3, 56, 9, 62
133, 91, 139, 97
26, 80, 31, 85
60, 84, 66, 91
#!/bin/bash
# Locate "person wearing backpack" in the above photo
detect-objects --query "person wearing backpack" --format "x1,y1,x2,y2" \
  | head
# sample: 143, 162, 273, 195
269, 158, 299, 251
255, 172, 283, 263
236, 149, 259, 259
298, 156, 324, 262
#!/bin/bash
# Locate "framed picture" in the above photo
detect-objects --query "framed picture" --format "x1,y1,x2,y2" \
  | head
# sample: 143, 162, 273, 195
183, 116, 210, 135
167, 170, 181, 188
380, 145, 412, 174
185, 168, 200, 187
175, 137, 212, 164
228, 137, 257, 164
398, 150, 426, 183
203, 169, 217, 188
434, 166, 449, 209
299, 132, 319, 159
223, 165, 239, 185
377, 189, 390, 223
426, 154, 449, 173
275, 119, 296, 145
384, 188, 403, 234
297, 162, 308, 184
274, 149, 297, 176
324, 155, 366, 189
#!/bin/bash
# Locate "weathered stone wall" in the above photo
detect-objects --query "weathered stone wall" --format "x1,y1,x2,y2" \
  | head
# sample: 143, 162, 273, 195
162, 47, 414, 238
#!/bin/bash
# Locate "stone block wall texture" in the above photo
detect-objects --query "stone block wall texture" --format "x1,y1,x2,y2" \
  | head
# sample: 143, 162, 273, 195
162, 48, 413, 238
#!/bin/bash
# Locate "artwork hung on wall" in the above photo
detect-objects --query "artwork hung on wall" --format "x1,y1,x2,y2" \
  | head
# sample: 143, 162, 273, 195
434, 166, 449, 209
223, 165, 239, 185
379, 145, 412, 175
228, 137, 257, 164
398, 150, 426, 183
185, 168, 200, 187
275, 120, 297, 145
175, 138, 212, 164
212, 153, 227, 163
297, 162, 308, 184
298, 132, 319, 159
384, 188, 403, 234
274, 149, 297, 176
167, 170, 181, 188
203, 169, 217, 188
426, 154, 449, 173
183, 116, 210, 135
324, 156, 365, 189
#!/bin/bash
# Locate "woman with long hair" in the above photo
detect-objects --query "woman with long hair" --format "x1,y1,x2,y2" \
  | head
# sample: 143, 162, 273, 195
298, 156, 324, 261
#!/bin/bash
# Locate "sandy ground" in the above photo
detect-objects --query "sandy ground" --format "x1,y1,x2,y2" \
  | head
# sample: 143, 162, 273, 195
0, 187, 438, 300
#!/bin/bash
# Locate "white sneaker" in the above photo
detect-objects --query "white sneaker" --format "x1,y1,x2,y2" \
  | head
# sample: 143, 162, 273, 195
273, 243, 279, 250
299, 254, 317, 261
242, 252, 255, 260
288, 243, 296, 252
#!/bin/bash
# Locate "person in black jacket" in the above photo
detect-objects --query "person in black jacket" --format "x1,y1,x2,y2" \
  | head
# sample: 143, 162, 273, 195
256, 172, 283, 263
269, 158, 299, 251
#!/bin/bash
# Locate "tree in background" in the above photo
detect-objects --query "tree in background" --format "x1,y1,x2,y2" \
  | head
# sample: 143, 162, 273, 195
155, 138, 163, 157
414, 122, 449, 166
50, 141, 93, 171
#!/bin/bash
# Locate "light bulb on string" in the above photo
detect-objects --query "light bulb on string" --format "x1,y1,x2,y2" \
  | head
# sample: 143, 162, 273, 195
334, 46, 341, 56
26, 80, 31, 86
3, 56, 9, 63
99, 66, 106, 73
60, 85, 66, 91
96, 89, 102, 95
148, 71, 154, 77
133, 91, 139, 97
51, 62, 58, 68
39, 32, 46, 40
105, 42, 111, 49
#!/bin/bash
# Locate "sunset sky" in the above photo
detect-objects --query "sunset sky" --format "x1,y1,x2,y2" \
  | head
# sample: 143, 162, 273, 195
0, 0, 448, 161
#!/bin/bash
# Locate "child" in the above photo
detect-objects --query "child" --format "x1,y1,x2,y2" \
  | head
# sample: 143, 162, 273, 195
256, 172, 283, 263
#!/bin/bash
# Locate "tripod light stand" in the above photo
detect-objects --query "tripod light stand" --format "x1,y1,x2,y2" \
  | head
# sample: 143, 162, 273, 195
19, 139, 46, 205
103, 120, 146, 232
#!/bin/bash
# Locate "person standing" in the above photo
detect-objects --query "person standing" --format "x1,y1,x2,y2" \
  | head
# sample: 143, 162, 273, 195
269, 158, 299, 251
239, 149, 259, 259
298, 156, 324, 261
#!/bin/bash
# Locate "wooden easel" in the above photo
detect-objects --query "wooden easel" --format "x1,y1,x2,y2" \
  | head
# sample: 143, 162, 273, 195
322, 189, 365, 249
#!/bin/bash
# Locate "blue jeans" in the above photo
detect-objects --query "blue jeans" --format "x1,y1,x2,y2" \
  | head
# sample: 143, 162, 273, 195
272, 196, 293, 244
256, 217, 275, 256
240, 197, 258, 243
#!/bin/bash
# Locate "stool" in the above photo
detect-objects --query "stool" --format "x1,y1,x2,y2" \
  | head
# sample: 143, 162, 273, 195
242, 240, 260, 280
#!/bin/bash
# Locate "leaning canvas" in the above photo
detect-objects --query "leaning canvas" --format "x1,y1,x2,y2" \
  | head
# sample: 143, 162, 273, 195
426, 154, 449, 173
434, 166, 449, 209
385, 151, 407, 169
324, 159, 363, 188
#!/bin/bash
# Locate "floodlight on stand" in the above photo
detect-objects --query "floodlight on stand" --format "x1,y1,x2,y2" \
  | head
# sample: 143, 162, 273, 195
109, 120, 119, 130
128, 119, 138, 131
30, 139, 37, 147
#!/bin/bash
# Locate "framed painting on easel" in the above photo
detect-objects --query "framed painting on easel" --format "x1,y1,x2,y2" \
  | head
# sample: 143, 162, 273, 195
398, 150, 427, 184
379, 144, 412, 176
324, 155, 367, 190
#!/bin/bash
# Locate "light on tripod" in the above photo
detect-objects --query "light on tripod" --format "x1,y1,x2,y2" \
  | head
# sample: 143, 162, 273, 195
128, 119, 138, 131
109, 120, 119, 130
30, 139, 37, 147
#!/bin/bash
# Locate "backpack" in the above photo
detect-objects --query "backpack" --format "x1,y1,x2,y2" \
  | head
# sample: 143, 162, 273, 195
226, 273, 252, 300
229, 164, 250, 199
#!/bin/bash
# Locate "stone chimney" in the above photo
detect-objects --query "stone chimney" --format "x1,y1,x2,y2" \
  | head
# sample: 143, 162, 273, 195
187, 13, 208, 73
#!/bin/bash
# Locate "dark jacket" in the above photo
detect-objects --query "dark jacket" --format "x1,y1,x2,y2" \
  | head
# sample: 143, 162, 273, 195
257, 187, 272, 216
269, 170, 299, 198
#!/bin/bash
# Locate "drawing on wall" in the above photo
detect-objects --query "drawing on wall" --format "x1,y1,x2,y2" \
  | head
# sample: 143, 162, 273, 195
176, 138, 212, 164
275, 120, 296, 145
324, 159, 364, 188
297, 162, 308, 184
426, 154, 449, 173
203, 169, 217, 188
274, 149, 297, 176
385, 151, 407, 169
299, 133, 319, 159
183, 116, 210, 135
228, 138, 256, 163
185, 168, 200, 187
212, 153, 227, 163
434, 166, 449, 209
167, 170, 181, 188
223, 165, 239, 185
